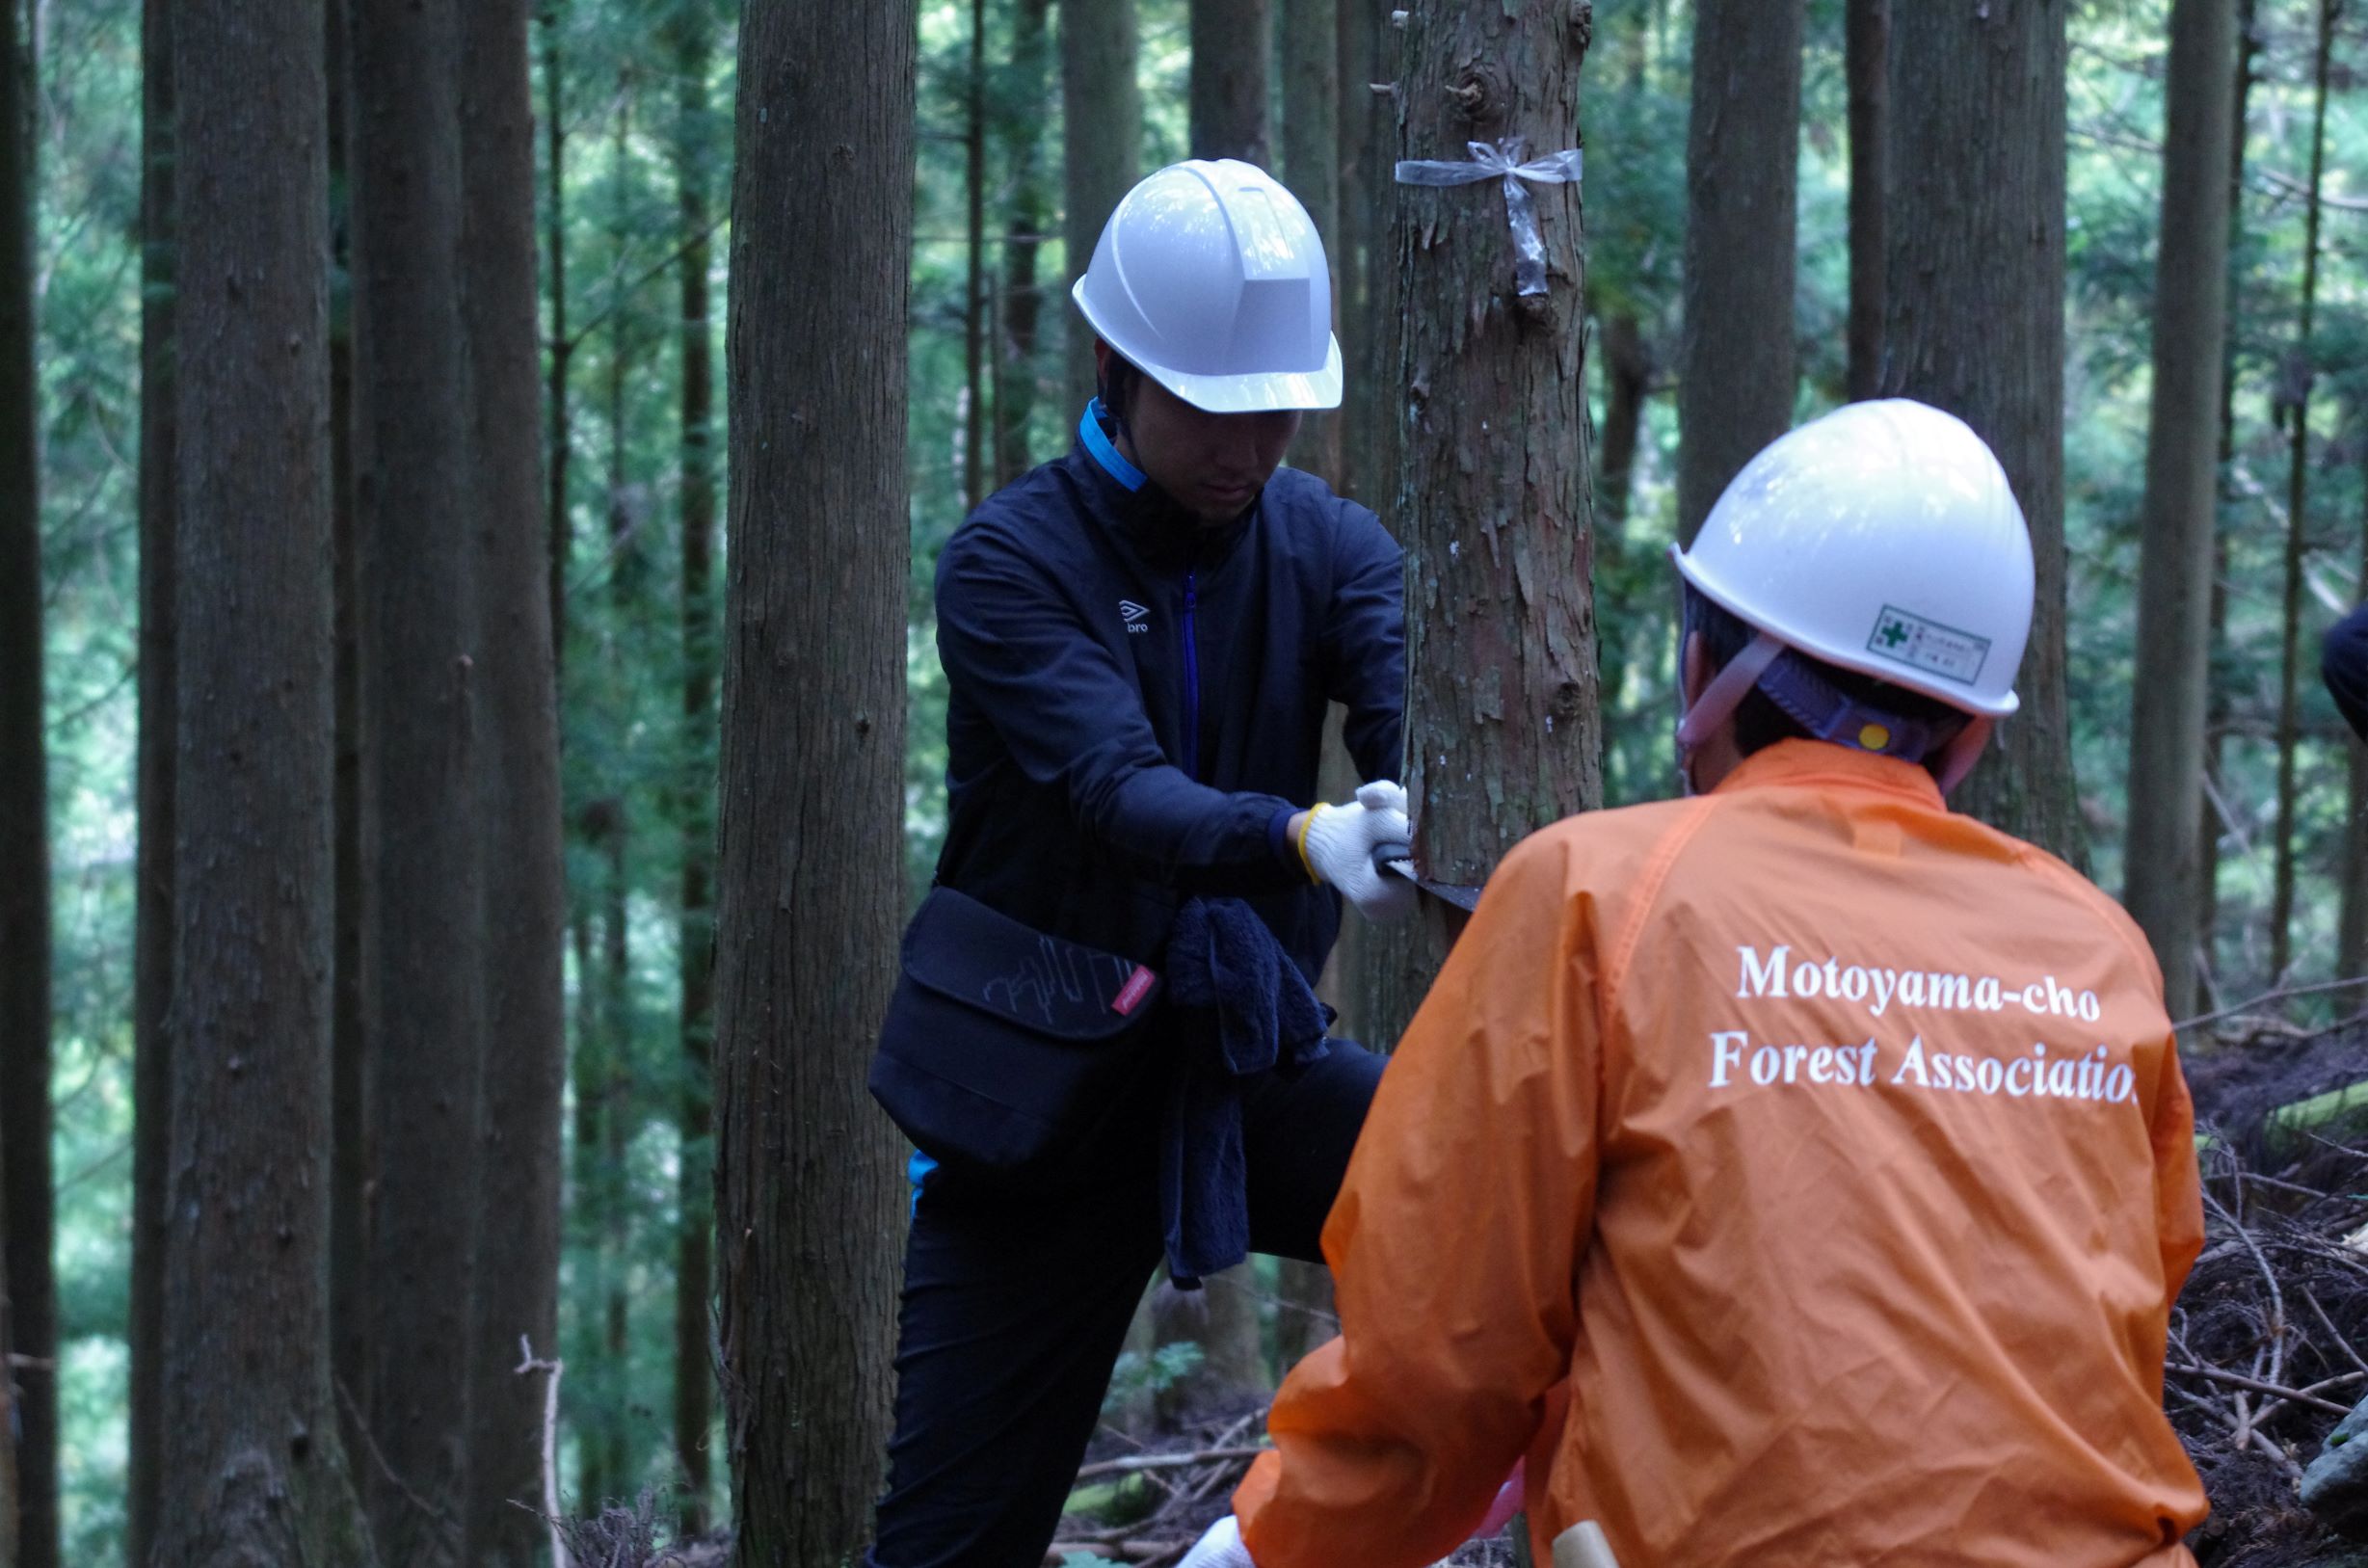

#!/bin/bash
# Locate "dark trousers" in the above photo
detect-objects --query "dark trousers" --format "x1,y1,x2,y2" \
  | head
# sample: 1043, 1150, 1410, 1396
865, 1039, 1387, 1568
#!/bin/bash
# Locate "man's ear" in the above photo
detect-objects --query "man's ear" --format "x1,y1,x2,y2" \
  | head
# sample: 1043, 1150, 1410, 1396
1681, 630, 1710, 709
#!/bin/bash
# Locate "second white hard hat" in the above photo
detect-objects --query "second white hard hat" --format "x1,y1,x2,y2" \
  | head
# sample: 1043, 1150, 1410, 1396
1670, 399, 2035, 718
1073, 159, 1343, 414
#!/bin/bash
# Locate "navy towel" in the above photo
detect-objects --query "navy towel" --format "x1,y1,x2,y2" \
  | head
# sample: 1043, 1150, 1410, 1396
1159, 896, 1330, 1287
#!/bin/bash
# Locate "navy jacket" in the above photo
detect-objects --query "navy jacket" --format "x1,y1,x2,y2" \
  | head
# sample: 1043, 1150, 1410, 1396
930, 404, 1405, 983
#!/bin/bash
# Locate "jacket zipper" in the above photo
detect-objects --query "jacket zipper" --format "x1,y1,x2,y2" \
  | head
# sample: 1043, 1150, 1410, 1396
1182, 559, 1202, 781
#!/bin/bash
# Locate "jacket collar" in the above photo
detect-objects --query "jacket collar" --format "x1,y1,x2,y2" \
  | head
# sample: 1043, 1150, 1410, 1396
1067, 400, 1257, 573
1713, 737, 1947, 810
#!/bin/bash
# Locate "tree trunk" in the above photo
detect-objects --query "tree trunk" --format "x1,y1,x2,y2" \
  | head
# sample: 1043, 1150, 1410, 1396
1280, 0, 1340, 486
459, 0, 566, 1559
599, 813, 629, 1499
326, 0, 372, 1490
545, 6, 572, 678
2270, 0, 2335, 986
2198, 0, 2256, 997
1189, 0, 1271, 164
155, 0, 373, 1554
717, 5, 914, 1559
1151, 1274, 1271, 1428
964, 0, 987, 511
1371, 0, 1602, 1048
1334, 0, 1384, 503
0, 1196, 12, 1568
1675, 0, 1800, 545
1596, 310, 1648, 535
1881, 0, 2078, 865
1845, 0, 1886, 403
567, 904, 611, 1507
1063, 0, 1139, 410
127, 0, 177, 1556
669, 0, 718, 1532
351, 0, 483, 1553
995, 0, 1051, 488
2122, 0, 2237, 1023
0, 0, 54, 1555
2345, 411, 2368, 981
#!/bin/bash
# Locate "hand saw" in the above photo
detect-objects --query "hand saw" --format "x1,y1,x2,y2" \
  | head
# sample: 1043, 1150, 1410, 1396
1370, 842, 1485, 914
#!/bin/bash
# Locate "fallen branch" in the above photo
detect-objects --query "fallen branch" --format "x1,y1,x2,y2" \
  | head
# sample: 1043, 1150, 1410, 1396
2170, 1362, 2358, 1418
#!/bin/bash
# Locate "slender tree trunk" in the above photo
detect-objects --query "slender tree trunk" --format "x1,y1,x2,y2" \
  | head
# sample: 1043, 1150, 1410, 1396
2198, 0, 2256, 994
669, 0, 717, 1531
590, 86, 640, 1503
2270, 0, 2335, 985
1151, 1276, 1270, 1428
351, 0, 483, 1552
599, 812, 629, 1498
1063, 0, 1139, 410
1846, 0, 1886, 403
2122, 0, 2237, 1023
0, 1203, 12, 1568
1881, 0, 2079, 864
2345, 411, 2368, 979
126, 0, 177, 1557
545, 5, 572, 678
1189, 0, 1271, 164
995, 0, 1051, 487
965, 0, 988, 512
1370, 0, 1602, 1048
1675, 0, 1801, 545
1282, 0, 1340, 486
716, 5, 914, 1558
0, 0, 54, 1555
458, 0, 566, 1558
1334, 0, 1382, 503
155, 0, 373, 1554
327, 0, 371, 1483
1596, 310, 1648, 535
567, 901, 611, 1507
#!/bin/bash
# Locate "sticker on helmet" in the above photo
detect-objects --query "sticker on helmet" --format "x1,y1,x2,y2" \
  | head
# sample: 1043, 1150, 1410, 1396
1867, 605, 1989, 686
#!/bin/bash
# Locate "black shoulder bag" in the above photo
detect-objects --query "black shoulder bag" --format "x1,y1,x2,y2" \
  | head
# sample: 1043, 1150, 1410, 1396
868, 886, 1166, 1180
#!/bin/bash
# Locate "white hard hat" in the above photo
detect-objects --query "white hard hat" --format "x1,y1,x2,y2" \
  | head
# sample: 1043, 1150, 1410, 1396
1671, 399, 2035, 719
1072, 159, 1343, 414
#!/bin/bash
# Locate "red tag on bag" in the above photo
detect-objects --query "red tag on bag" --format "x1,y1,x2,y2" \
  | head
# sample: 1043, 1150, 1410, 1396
1111, 965, 1157, 1016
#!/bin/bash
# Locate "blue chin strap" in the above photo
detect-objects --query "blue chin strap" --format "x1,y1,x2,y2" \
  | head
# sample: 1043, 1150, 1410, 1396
1078, 398, 1147, 492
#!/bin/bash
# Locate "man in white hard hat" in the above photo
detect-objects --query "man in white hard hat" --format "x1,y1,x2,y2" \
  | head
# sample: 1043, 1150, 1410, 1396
863, 160, 1418, 1567
1181, 400, 2209, 1568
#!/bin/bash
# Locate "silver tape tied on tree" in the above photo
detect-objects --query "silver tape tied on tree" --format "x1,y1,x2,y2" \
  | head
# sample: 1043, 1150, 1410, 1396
1394, 137, 1584, 298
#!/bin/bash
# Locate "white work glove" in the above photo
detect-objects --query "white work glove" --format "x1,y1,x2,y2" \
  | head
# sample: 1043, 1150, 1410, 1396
1177, 1513, 1256, 1568
1298, 779, 1417, 923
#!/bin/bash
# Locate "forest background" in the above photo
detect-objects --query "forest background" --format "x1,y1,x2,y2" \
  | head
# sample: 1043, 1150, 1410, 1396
7, 0, 2368, 1562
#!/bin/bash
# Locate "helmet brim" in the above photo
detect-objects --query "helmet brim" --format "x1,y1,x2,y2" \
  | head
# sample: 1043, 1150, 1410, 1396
1075, 279, 1344, 412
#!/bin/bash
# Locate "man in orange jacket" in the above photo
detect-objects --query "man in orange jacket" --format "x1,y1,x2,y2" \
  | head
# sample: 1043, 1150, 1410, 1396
1180, 400, 2208, 1568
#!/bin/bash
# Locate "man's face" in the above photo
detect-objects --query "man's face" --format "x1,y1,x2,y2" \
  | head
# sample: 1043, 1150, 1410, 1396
1101, 345, 1302, 525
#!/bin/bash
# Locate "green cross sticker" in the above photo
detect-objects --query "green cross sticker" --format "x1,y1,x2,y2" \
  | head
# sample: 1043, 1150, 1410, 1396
1877, 617, 1911, 650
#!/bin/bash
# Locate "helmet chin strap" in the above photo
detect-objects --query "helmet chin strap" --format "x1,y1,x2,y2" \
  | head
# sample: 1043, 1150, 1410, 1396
1934, 716, 1994, 795
1675, 629, 1997, 800
1674, 632, 1784, 796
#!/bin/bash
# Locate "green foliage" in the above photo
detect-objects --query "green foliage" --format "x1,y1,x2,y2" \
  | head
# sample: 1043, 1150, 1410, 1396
1102, 1339, 1207, 1417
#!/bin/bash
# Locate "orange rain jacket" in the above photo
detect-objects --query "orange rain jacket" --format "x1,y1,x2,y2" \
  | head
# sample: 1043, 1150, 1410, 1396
1235, 740, 2208, 1568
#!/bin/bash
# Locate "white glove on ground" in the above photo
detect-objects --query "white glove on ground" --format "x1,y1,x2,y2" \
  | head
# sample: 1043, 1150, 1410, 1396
1298, 779, 1417, 923
1177, 1512, 1256, 1568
